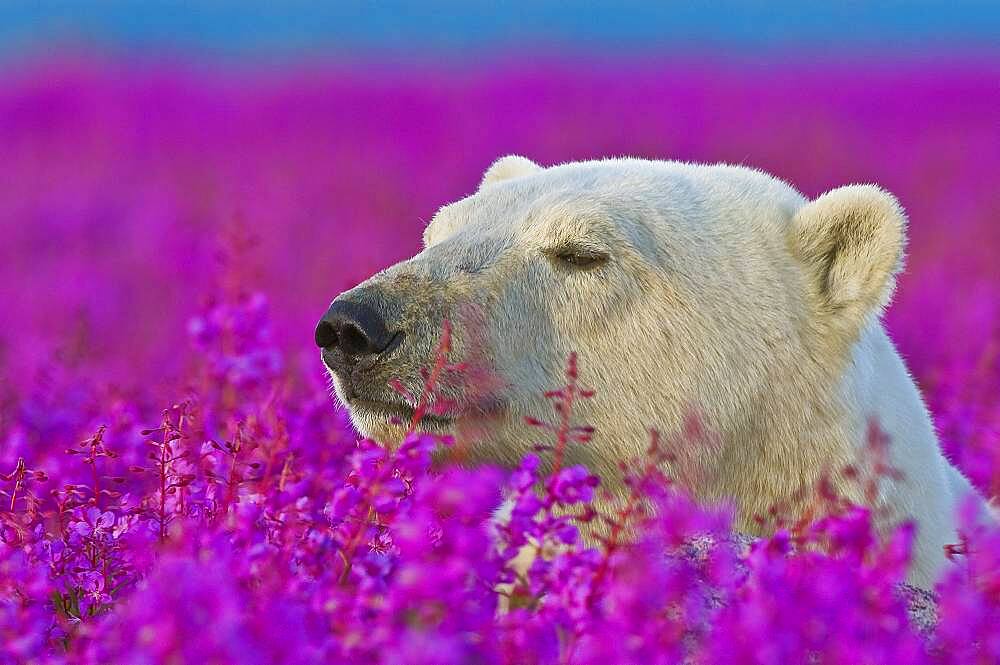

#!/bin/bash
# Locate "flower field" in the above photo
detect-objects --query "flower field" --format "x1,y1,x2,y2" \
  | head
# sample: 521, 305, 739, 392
1, 57, 999, 663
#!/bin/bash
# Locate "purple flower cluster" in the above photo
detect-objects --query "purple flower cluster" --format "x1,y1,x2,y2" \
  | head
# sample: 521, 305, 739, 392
11, 282, 995, 663
0, 57, 998, 662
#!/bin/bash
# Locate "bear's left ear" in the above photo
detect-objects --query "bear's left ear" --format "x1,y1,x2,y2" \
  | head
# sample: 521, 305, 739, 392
479, 155, 542, 189
790, 184, 907, 329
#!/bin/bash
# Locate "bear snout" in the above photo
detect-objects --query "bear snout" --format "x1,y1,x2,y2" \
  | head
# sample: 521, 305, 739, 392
316, 297, 405, 379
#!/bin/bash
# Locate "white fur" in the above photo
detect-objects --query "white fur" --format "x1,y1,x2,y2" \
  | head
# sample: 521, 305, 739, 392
334, 156, 990, 588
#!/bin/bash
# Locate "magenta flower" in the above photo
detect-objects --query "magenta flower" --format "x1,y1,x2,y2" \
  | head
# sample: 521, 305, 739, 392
0, 57, 997, 663
549, 466, 599, 505
70, 508, 117, 539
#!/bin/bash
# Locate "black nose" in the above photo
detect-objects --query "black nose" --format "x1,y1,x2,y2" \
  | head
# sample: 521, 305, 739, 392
315, 300, 393, 357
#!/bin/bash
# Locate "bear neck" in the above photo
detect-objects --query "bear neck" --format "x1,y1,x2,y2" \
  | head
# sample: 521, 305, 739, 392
702, 321, 950, 535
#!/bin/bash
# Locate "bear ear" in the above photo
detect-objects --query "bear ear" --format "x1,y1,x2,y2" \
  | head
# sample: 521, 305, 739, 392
479, 155, 542, 189
790, 184, 907, 328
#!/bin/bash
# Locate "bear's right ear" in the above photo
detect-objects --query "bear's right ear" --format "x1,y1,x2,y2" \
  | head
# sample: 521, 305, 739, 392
479, 155, 542, 189
789, 184, 907, 339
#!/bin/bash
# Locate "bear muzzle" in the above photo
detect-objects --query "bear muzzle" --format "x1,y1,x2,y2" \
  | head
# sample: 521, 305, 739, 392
315, 299, 398, 356
316, 298, 407, 387
315, 273, 498, 440
316, 292, 458, 434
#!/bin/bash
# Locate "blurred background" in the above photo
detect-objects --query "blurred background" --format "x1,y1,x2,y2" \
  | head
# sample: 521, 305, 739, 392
0, 2, 998, 477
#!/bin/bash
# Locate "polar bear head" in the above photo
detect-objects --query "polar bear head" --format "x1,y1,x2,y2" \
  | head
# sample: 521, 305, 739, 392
315, 157, 906, 506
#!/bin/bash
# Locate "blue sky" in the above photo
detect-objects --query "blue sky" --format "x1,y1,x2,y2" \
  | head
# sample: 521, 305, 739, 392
2, 1, 998, 61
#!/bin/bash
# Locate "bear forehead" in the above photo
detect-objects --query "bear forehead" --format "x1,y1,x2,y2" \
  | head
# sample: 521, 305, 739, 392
426, 159, 806, 250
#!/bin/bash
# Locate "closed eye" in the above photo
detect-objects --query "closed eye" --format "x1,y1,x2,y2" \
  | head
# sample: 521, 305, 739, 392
457, 252, 490, 274
458, 262, 485, 274
548, 245, 610, 270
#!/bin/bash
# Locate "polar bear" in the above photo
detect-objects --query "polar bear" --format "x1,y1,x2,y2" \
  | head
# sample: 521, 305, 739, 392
315, 156, 986, 588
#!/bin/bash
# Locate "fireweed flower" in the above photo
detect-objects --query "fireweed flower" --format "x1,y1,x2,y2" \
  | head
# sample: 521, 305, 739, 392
549, 466, 599, 506
1, 278, 995, 664
932, 495, 1000, 663
69, 507, 116, 540
0, 62, 998, 663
